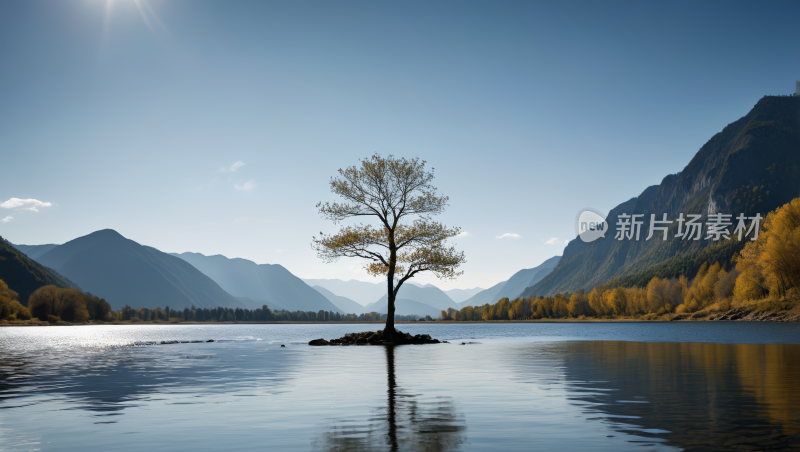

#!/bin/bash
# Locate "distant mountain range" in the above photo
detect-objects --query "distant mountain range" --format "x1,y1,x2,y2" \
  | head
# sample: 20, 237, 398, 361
10, 243, 58, 260
459, 256, 561, 306
366, 298, 444, 318
172, 252, 342, 313
302, 278, 386, 305
310, 264, 586, 316
305, 278, 485, 306
442, 286, 484, 303
29, 229, 244, 310
306, 278, 463, 316
3, 229, 564, 318
522, 95, 800, 297
0, 236, 76, 302
4, 226, 563, 318
311, 285, 367, 314
366, 283, 458, 312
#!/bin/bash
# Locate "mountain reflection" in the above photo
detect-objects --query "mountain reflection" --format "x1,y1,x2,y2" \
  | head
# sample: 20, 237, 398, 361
549, 341, 800, 451
313, 345, 467, 452
0, 342, 300, 414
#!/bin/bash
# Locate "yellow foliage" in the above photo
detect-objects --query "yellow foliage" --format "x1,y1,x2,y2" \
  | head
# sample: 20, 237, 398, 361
0, 279, 31, 321
735, 197, 800, 301
687, 262, 721, 307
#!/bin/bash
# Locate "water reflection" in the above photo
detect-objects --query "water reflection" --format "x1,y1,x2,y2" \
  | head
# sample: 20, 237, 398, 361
0, 342, 300, 414
313, 345, 467, 452
543, 342, 800, 451
2, 325, 800, 452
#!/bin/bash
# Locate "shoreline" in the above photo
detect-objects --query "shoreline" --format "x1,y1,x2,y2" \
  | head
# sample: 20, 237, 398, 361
2, 316, 798, 327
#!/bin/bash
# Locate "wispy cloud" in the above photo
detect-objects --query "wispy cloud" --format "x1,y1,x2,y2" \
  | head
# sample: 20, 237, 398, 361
234, 180, 256, 191
1, 216, 12, 223
456, 231, 471, 237
496, 233, 521, 240
220, 161, 246, 173
544, 237, 568, 245
0, 198, 52, 212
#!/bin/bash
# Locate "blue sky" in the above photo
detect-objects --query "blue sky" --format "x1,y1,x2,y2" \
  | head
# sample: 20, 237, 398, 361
1, 0, 798, 289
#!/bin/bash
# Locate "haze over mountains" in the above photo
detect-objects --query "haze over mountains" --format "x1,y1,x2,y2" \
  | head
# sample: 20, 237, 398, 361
311, 286, 366, 314
442, 286, 484, 303
365, 298, 443, 318
366, 283, 458, 312
306, 279, 463, 315
10, 244, 58, 261
311, 292, 447, 317
172, 252, 342, 313
522, 95, 800, 297
302, 279, 386, 306
459, 256, 561, 307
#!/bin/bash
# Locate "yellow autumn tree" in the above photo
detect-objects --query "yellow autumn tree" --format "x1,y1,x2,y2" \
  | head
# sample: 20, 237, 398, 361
588, 288, 605, 316
735, 198, 800, 302
0, 279, 31, 321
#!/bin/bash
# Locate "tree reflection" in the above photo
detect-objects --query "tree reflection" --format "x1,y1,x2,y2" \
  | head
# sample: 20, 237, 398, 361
314, 345, 467, 452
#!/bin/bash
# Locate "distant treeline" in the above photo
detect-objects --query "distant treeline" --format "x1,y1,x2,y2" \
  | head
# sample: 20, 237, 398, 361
115, 305, 429, 323
0, 284, 432, 323
443, 197, 800, 321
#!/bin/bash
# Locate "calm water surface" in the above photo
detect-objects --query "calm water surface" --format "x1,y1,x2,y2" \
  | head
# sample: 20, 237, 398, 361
1, 323, 799, 451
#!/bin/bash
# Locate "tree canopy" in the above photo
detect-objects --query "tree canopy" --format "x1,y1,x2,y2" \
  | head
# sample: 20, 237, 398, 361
313, 154, 465, 340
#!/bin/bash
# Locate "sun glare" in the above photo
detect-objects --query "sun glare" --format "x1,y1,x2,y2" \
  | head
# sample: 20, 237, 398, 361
103, 0, 170, 36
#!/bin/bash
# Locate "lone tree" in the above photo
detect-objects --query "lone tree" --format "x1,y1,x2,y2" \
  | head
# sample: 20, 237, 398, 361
313, 154, 466, 342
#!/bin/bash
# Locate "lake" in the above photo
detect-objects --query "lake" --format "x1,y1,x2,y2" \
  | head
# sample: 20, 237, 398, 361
1, 322, 799, 451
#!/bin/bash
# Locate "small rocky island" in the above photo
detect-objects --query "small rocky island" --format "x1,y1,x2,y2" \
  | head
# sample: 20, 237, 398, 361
308, 329, 442, 346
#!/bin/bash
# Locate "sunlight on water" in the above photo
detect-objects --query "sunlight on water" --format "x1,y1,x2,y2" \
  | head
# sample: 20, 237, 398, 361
1, 323, 799, 451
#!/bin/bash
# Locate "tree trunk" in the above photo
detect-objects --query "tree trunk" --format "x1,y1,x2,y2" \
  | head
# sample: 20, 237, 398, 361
385, 232, 397, 343
385, 287, 395, 342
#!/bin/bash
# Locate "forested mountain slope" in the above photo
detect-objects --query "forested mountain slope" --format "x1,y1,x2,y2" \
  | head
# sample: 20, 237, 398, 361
524, 95, 800, 296
1, 236, 76, 303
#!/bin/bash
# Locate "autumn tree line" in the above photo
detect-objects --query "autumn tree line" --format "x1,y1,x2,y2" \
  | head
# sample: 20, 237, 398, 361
442, 197, 800, 321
